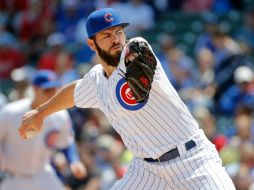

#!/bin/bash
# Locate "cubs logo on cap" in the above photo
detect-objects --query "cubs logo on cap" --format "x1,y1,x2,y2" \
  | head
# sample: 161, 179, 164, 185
116, 78, 146, 111
104, 13, 113, 22
86, 8, 129, 38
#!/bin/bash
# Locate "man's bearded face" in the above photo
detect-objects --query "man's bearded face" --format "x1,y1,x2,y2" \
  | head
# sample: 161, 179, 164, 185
94, 40, 122, 67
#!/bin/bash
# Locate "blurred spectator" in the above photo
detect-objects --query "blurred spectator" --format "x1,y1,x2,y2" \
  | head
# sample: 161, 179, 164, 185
196, 48, 215, 90
195, 14, 220, 54
38, 32, 79, 85
38, 32, 67, 70
157, 46, 200, 110
8, 66, 36, 101
163, 47, 197, 91
55, 0, 85, 45
0, 70, 87, 190
94, 134, 126, 190
0, 21, 19, 48
213, 54, 253, 108
193, 107, 216, 141
235, 8, 254, 56
14, 0, 54, 42
68, 108, 101, 142
211, 30, 241, 68
57, 121, 102, 190
221, 111, 254, 189
184, 48, 216, 110
0, 30, 25, 79
111, 0, 155, 37
14, 0, 57, 65
156, 33, 176, 75
227, 142, 254, 190
193, 106, 228, 152
217, 66, 254, 116
196, 14, 240, 67
234, 113, 254, 143
65, 148, 101, 190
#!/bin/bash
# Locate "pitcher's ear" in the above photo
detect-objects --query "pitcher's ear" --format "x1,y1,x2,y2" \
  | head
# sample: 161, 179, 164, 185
87, 38, 96, 51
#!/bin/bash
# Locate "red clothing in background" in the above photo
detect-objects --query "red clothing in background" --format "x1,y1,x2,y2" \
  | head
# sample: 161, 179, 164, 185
0, 0, 28, 11
0, 47, 26, 79
38, 51, 73, 74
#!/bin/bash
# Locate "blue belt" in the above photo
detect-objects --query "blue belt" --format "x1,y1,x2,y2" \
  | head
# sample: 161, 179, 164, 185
144, 139, 196, 163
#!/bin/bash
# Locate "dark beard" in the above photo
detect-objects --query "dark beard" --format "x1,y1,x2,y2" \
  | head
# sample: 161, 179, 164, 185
94, 40, 122, 67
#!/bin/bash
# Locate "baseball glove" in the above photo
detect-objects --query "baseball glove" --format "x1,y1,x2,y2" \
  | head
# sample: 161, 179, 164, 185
123, 39, 157, 103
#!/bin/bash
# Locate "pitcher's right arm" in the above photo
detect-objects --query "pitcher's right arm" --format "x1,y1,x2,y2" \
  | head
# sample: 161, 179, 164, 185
19, 80, 78, 139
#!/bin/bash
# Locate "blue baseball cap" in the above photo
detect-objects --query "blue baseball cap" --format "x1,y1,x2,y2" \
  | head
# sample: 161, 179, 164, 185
33, 70, 61, 89
86, 8, 129, 38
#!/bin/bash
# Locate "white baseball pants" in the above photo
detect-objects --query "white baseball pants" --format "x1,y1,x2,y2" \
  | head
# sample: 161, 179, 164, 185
110, 132, 235, 190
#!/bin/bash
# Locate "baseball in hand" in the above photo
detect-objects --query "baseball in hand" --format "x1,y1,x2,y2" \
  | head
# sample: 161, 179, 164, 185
26, 130, 37, 139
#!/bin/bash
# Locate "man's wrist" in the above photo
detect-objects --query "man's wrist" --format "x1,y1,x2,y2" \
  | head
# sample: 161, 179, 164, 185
37, 104, 48, 118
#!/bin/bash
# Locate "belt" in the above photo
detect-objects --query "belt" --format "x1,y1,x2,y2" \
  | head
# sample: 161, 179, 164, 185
144, 139, 196, 163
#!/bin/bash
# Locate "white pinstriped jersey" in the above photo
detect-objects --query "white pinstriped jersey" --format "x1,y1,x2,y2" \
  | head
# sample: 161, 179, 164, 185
74, 37, 200, 159
0, 98, 74, 176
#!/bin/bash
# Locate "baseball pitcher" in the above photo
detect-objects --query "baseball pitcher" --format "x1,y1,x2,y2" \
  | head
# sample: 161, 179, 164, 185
18, 8, 235, 190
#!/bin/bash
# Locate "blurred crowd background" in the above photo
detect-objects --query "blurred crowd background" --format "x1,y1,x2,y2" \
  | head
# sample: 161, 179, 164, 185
0, 0, 254, 189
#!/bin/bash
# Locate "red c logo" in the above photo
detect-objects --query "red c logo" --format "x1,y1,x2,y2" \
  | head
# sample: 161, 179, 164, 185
116, 78, 147, 111
104, 13, 113, 22
125, 88, 134, 100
